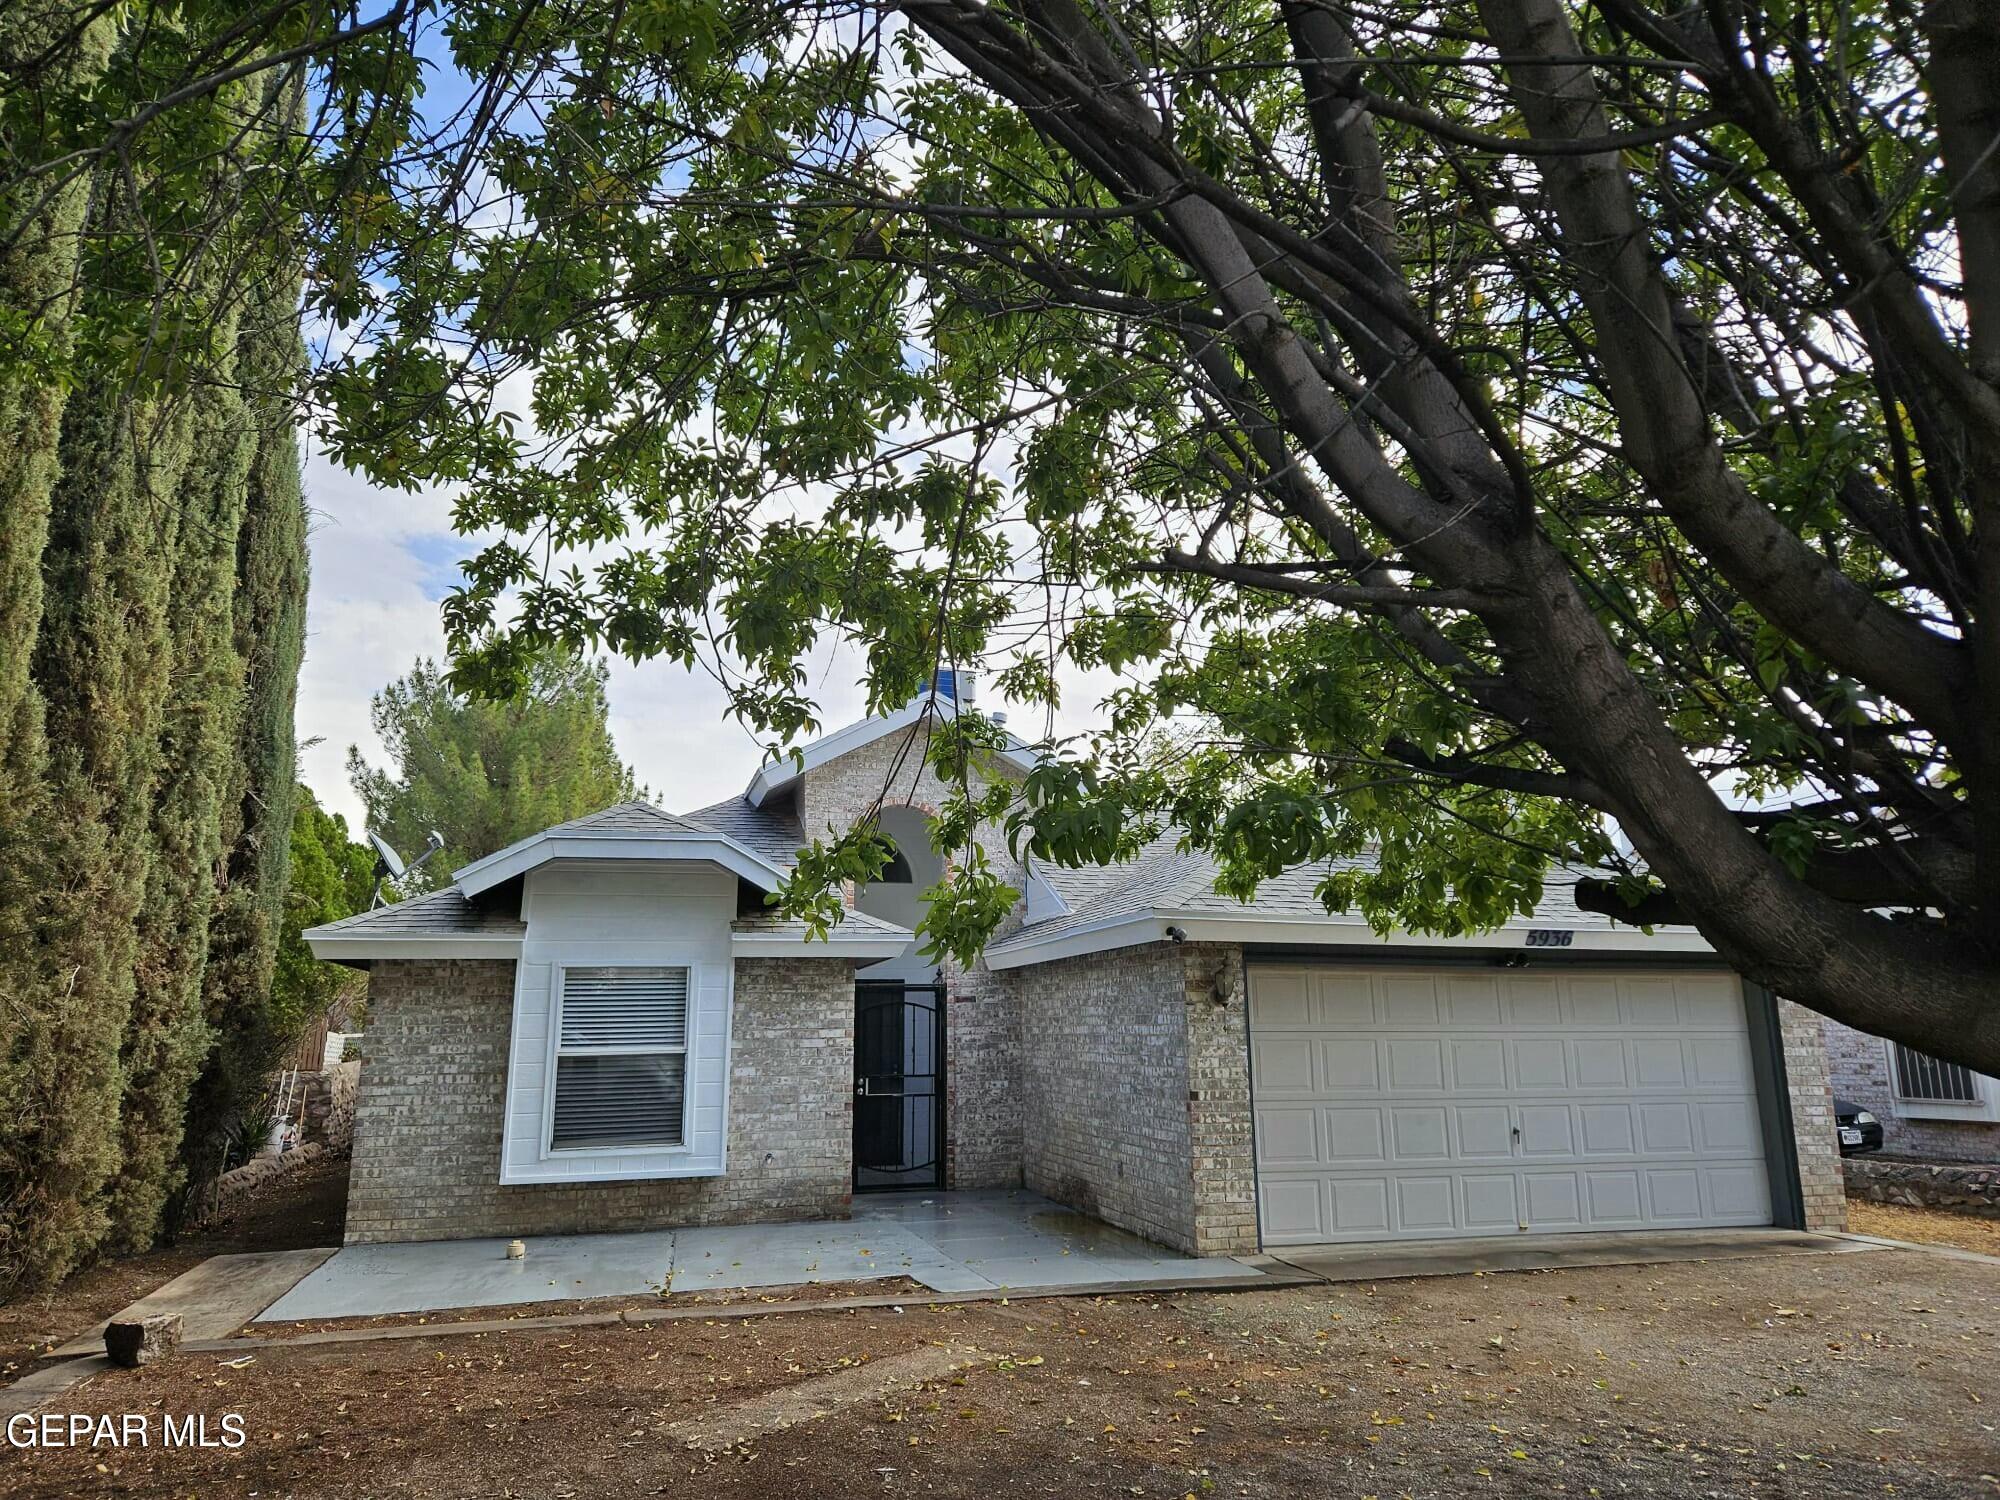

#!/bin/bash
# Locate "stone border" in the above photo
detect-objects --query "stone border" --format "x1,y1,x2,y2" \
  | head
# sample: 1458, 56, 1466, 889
1843, 1155, 2000, 1220
198, 1142, 331, 1226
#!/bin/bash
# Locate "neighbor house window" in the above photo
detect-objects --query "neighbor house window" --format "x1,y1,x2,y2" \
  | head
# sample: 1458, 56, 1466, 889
1891, 1043, 1980, 1103
550, 966, 689, 1150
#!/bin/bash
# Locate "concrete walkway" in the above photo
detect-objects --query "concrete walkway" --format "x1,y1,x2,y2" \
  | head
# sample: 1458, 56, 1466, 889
259, 1190, 1259, 1322
51, 1247, 335, 1356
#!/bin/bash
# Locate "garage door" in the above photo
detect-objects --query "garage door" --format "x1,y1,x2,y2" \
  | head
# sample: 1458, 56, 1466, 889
1248, 966, 1774, 1246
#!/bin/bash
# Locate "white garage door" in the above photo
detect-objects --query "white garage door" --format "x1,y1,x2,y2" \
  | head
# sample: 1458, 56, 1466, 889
1248, 966, 1774, 1246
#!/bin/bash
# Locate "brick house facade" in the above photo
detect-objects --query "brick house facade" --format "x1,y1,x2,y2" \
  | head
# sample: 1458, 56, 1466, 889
312, 687, 1850, 1251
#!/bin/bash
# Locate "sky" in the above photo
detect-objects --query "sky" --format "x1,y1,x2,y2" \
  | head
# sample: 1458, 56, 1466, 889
296, 442, 878, 830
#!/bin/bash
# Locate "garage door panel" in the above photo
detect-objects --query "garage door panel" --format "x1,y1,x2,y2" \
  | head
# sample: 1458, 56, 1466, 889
1395, 1176, 1456, 1231
1316, 971, 1376, 1026
1645, 1168, 1703, 1219
1512, 1037, 1568, 1089
1321, 1039, 1380, 1091
1261, 1177, 1327, 1240
1706, 1165, 1771, 1219
1517, 1104, 1574, 1156
1445, 976, 1503, 1026
1251, 1034, 1316, 1093
1461, 1175, 1519, 1231
1525, 1172, 1583, 1226
1637, 1102, 1696, 1154
1455, 1105, 1514, 1158
1578, 1104, 1637, 1155
1565, 979, 1621, 1026
1449, 1038, 1508, 1090
1249, 966, 1775, 1246
1390, 1107, 1450, 1159
1697, 1100, 1759, 1152
1387, 1039, 1446, 1091
1254, 1106, 1320, 1164
1585, 1170, 1645, 1223
1326, 1108, 1386, 1161
1690, 1035, 1753, 1088
1574, 1038, 1629, 1088
1624, 978, 1682, 1026
1332, 1179, 1390, 1235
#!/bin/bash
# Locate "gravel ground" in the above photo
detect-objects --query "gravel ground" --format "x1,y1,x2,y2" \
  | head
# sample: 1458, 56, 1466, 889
3, 1245, 1993, 1499
1847, 1199, 2000, 1257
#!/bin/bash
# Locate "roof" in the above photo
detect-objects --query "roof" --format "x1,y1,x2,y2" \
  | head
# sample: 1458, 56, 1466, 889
744, 694, 1038, 808
991, 836, 1711, 969
303, 888, 527, 960
451, 798, 793, 897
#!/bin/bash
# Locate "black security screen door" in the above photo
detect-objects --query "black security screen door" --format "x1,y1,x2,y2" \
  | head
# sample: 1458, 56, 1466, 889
853, 981, 944, 1190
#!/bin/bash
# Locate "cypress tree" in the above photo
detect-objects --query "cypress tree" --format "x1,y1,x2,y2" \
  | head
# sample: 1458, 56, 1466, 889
105, 296, 256, 1249
180, 266, 310, 1204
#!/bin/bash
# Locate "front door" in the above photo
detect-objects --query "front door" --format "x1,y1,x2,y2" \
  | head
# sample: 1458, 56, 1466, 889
854, 981, 944, 1190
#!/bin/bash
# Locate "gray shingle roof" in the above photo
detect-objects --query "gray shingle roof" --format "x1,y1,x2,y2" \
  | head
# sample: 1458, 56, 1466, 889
540, 800, 705, 836
1005, 835, 1658, 951
306, 887, 526, 939
682, 795, 806, 869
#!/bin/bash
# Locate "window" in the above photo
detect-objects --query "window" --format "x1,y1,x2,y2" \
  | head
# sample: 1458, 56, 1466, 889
1892, 1043, 1980, 1103
550, 966, 689, 1151
877, 844, 913, 884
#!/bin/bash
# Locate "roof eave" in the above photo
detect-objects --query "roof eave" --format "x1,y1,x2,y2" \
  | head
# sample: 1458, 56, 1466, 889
984, 907, 1717, 970
302, 933, 525, 962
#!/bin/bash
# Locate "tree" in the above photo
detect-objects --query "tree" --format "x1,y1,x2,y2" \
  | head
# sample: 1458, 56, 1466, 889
348, 654, 644, 880
5, 2, 1995, 1070
270, 786, 373, 1053
0, 17, 314, 1284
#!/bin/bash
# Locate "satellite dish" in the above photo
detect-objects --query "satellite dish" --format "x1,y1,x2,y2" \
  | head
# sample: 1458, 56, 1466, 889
367, 831, 406, 880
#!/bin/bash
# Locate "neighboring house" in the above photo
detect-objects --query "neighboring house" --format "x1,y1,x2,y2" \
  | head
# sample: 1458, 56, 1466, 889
307, 676, 1847, 1253
1823, 1019, 2000, 1162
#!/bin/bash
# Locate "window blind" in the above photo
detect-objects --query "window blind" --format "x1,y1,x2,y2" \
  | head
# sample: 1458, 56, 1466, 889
550, 966, 690, 1151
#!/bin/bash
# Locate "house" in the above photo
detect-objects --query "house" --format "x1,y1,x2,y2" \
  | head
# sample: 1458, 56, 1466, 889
1822, 1019, 2000, 1162
306, 676, 1847, 1252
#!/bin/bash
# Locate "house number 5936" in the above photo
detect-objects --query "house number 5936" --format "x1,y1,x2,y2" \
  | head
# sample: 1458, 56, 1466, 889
1524, 929, 1574, 948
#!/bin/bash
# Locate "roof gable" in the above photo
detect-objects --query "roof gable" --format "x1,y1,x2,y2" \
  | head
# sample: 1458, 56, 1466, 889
452, 798, 793, 897
744, 696, 1038, 808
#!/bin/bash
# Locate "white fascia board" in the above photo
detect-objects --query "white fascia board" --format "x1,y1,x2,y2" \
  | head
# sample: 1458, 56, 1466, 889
304, 933, 524, 961
983, 912, 1168, 970
744, 698, 1040, 808
454, 834, 787, 897
984, 907, 1716, 969
729, 929, 914, 960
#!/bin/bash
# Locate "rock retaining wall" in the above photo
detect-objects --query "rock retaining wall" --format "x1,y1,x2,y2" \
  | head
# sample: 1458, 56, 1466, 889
205, 1142, 330, 1224
1843, 1155, 2000, 1220
302, 1061, 360, 1151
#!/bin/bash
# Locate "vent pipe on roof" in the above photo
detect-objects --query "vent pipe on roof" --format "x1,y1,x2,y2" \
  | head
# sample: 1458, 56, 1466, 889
916, 669, 975, 707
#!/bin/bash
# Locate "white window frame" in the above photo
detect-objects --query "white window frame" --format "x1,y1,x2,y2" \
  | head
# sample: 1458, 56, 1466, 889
1883, 1038, 2000, 1123
540, 962, 698, 1160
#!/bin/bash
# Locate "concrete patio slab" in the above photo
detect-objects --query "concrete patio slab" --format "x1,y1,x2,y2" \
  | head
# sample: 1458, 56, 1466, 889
1267, 1227, 1870, 1284
256, 1190, 1264, 1322
53, 1247, 336, 1355
260, 1231, 672, 1321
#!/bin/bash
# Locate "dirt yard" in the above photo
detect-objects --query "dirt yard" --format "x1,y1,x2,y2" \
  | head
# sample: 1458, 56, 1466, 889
0, 1152, 349, 1383
1848, 1198, 2000, 1257
4, 1246, 1993, 1499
